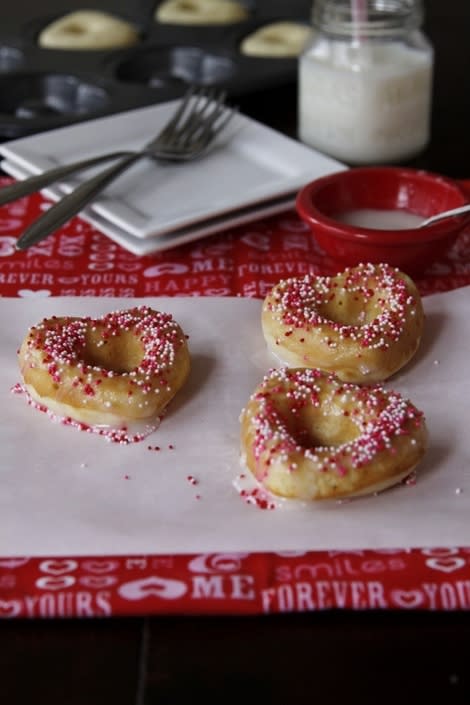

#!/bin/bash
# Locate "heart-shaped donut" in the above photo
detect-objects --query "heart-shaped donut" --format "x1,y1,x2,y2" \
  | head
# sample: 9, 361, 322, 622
155, 0, 249, 25
18, 306, 190, 441
240, 367, 428, 500
38, 11, 140, 50
240, 21, 312, 58
261, 263, 424, 383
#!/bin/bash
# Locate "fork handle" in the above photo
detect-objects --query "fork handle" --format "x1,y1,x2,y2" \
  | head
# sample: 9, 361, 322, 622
16, 152, 142, 251
0, 150, 133, 207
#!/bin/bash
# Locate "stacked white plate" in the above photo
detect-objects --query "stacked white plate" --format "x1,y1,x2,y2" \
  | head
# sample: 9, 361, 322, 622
0, 100, 345, 255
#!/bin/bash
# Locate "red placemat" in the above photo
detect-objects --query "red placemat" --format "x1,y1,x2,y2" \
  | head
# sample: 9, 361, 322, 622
1, 178, 470, 618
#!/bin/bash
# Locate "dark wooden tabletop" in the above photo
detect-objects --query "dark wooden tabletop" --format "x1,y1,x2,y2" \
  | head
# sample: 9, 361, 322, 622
2, 2, 470, 704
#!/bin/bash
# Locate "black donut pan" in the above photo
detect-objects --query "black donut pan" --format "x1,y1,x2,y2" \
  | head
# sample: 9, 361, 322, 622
0, 0, 312, 140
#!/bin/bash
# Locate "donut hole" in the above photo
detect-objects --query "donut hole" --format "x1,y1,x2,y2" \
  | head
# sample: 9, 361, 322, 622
63, 22, 87, 36
178, 1, 200, 12
83, 330, 143, 374
317, 294, 382, 326
296, 407, 360, 449
275, 399, 361, 451
263, 34, 282, 46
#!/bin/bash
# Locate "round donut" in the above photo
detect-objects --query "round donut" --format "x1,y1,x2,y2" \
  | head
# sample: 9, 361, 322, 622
18, 306, 190, 432
261, 263, 424, 384
38, 11, 140, 50
240, 22, 312, 58
155, 0, 249, 25
240, 367, 428, 501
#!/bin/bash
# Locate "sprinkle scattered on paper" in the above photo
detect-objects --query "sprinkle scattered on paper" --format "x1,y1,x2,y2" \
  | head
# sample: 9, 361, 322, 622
1, 291, 469, 557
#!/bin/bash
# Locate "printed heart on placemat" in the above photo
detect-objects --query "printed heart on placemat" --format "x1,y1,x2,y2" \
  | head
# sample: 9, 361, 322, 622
188, 553, 248, 574
425, 557, 466, 573
17, 289, 51, 298
0, 599, 22, 617
36, 575, 76, 590
81, 559, 119, 574
390, 589, 424, 608
39, 559, 77, 575
118, 576, 187, 601
143, 262, 188, 277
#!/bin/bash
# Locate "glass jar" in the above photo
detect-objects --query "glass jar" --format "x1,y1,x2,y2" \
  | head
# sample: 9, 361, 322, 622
298, 0, 434, 164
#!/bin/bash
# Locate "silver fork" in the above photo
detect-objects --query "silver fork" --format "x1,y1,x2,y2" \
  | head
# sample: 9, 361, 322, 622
14, 85, 236, 251
1, 85, 229, 208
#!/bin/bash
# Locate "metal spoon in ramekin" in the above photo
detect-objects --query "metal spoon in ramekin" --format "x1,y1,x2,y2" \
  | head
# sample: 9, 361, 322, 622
420, 203, 470, 227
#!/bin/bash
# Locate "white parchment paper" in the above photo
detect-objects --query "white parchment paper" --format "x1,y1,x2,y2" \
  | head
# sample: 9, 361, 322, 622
1, 291, 469, 557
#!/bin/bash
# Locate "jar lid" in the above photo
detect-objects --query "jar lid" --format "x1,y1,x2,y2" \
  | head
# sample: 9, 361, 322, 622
312, 0, 424, 37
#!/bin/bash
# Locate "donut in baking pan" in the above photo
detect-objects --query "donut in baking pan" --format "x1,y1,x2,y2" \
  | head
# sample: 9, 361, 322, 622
155, 0, 249, 25
38, 10, 140, 50
240, 21, 312, 58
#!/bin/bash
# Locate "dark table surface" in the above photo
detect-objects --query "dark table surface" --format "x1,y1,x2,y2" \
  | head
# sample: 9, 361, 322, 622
2, 2, 470, 704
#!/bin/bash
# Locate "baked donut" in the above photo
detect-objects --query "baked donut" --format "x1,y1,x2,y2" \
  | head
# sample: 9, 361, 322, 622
155, 0, 249, 25
240, 22, 312, 58
38, 11, 140, 50
262, 263, 424, 384
18, 306, 190, 440
240, 367, 427, 501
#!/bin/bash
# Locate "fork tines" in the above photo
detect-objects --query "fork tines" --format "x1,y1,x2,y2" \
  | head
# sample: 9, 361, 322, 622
171, 85, 235, 145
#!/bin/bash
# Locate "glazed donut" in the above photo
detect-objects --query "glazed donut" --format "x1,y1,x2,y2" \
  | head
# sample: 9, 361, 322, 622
240, 22, 312, 58
38, 11, 140, 50
155, 0, 249, 25
262, 263, 424, 384
18, 306, 190, 436
240, 367, 427, 501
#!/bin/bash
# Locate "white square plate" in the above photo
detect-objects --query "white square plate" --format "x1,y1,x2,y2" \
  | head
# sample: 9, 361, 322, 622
0, 158, 298, 256
0, 101, 344, 245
